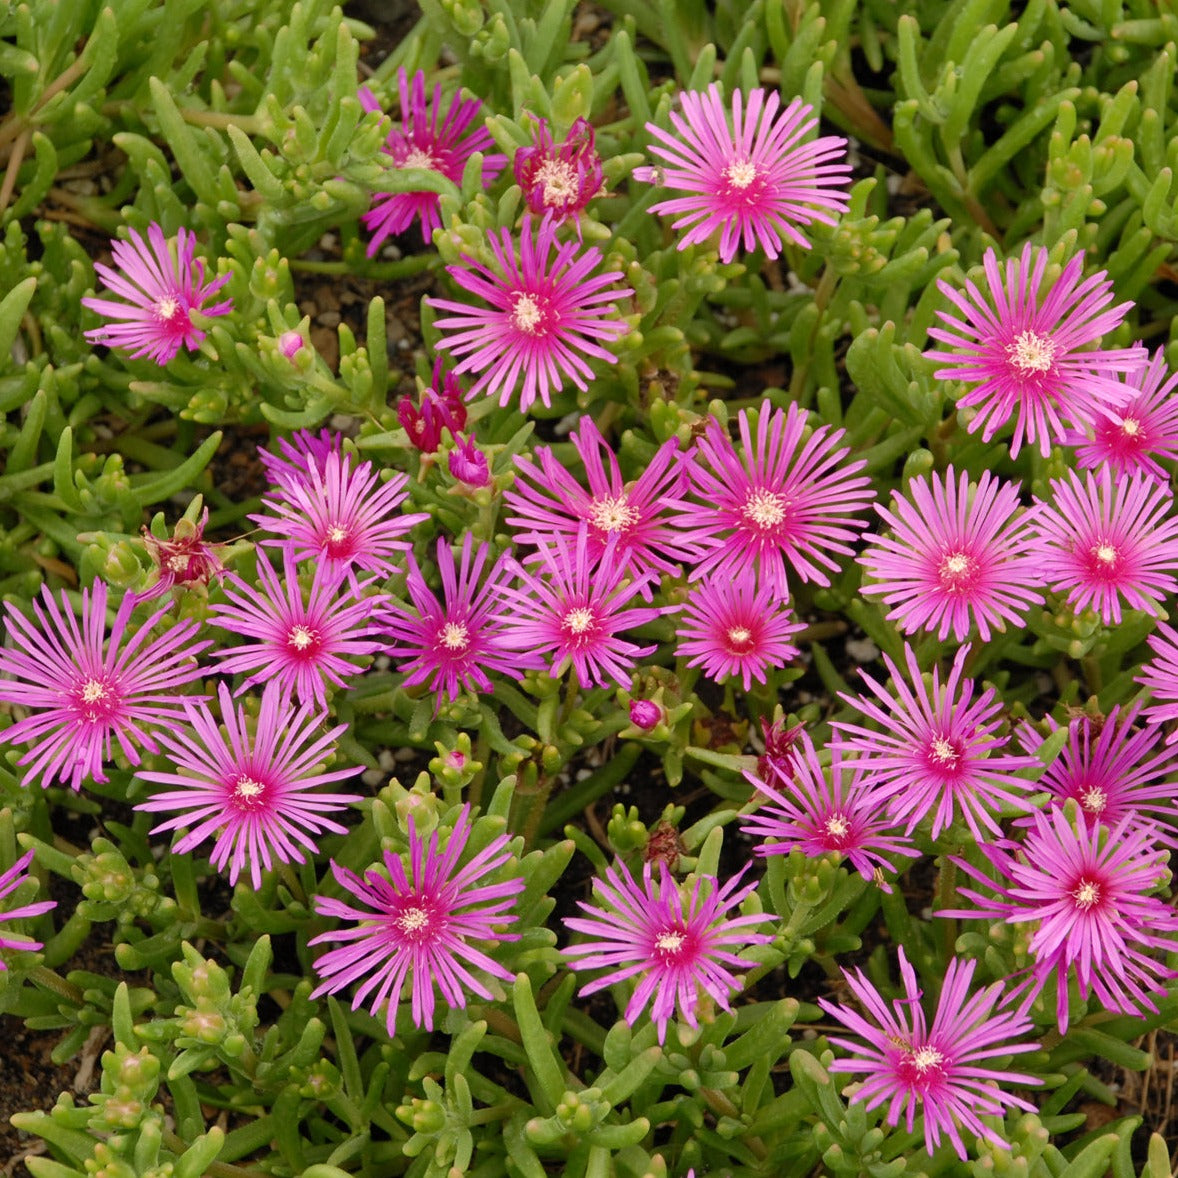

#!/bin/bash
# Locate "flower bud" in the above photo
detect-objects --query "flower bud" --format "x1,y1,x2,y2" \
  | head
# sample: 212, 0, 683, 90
629, 699, 662, 730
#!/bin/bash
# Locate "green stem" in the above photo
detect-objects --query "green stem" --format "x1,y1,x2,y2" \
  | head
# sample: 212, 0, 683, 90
30, 965, 85, 1003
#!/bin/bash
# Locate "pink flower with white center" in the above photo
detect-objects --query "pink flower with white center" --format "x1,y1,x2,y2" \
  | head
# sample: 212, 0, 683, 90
742, 730, 918, 890
1065, 347, 1178, 482
673, 400, 874, 595
505, 416, 701, 593
0, 582, 208, 791
830, 643, 1038, 842
427, 216, 628, 413
82, 224, 232, 365
924, 243, 1143, 458
251, 450, 428, 584
209, 548, 382, 708
858, 466, 1041, 642
0, 850, 55, 966
563, 859, 774, 1042
497, 530, 664, 689
819, 948, 1040, 1160
310, 805, 524, 1033
633, 84, 852, 263
514, 116, 603, 229
257, 429, 346, 492
1029, 467, 1178, 625
359, 73, 506, 253
1138, 622, 1178, 742
136, 683, 362, 890
382, 535, 542, 707
674, 570, 803, 691
944, 809, 1178, 1033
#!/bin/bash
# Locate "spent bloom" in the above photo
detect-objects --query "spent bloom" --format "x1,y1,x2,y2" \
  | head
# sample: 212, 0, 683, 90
448, 435, 491, 488
310, 806, 524, 1033
136, 683, 362, 890
138, 508, 225, 601
924, 242, 1142, 457
858, 466, 1041, 642
359, 72, 505, 252
0, 582, 208, 790
514, 116, 603, 228
563, 859, 774, 1042
82, 223, 232, 365
427, 215, 628, 413
0, 850, 55, 965
819, 948, 1040, 1159
398, 361, 467, 453
634, 83, 852, 262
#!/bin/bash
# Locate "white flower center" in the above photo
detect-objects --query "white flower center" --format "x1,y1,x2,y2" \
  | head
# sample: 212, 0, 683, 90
910, 1045, 944, 1072
511, 292, 544, 334
1079, 785, 1107, 814
398, 905, 430, 932
589, 495, 638, 534
725, 159, 758, 189
234, 776, 265, 800
1008, 329, 1056, 373
826, 814, 849, 838
1093, 543, 1118, 566
288, 624, 316, 651
326, 523, 348, 544
155, 296, 181, 321
1072, 878, 1101, 910
81, 679, 107, 704
440, 621, 469, 651
742, 488, 787, 530
402, 147, 437, 170
563, 607, 595, 634
1120, 417, 1142, 438
929, 737, 960, 768
726, 625, 753, 650
938, 550, 977, 592
654, 929, 685, 955
537, 158, 578, 204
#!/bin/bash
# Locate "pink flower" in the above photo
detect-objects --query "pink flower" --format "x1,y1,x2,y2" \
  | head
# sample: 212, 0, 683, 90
427, 216, 627, 412
448, 434, 491, 487
924, 243, 1142, 458
82, 224, 232, 365
757, 715, 803, 783
818, 948, 1040, 1159
674, 569, 803, 690
257, 429, 346, 492
310, 805, 524, 1033
398, 361, 466, 453
0, 850, 55, 965
634, 84, 851, 262
563, 859, 774, 1042
673, 399, 874, 595
0, 582, 208, 790
858, 466, 1041, 642
830, 643, 1038, 842
138, 508, 225, 601
359, 73, 506, 253
136, 683, 362, 890
1029, 467, 1178, 624
514, 116, 603, 228
1137, 622, 1178, 742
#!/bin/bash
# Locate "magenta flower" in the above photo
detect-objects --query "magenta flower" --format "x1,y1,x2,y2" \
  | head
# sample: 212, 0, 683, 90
673, 400, 874, 595
136, 683, 362, 890
257, 429, 345, 492
398, 361, 466, 453
830, 644, 1038, 842
634, 84, 851, 262
0, 582, 208, 791
1138, 623, 1178, 742
359, 72, 506, 253
924, 243, 1142, 458
427, 216, 628, 412
0, 850, 55, 965
82, 224, 232, 365
674, 570, 803, 690
448, 435, 491, 487
310, 805, 524, 1033
742, 730, 917, 890
563, 859, 774, 1042
514, 116, 603, 228
1029, 467, 1178, 625
819, 948, 1040, 1159
858, 466, 1041, 642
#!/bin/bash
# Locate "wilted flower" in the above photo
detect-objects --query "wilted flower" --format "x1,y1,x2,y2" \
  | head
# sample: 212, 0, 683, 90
398, 361, 467, 453
138, 509, 225, 601
514, 116, 603, 227
448, 435, 491, 487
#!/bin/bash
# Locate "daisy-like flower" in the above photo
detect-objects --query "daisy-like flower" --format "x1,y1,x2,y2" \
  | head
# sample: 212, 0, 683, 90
359, 72, 506, 253
1138, 623, 1178, 742
674, 569, 803, 690
944, 808, 1178, 1032
742, 730, 918, 890
818, 948, 1040, 1160
497, 530, 663, 689
0, 582, 208, 791
633, 83, 851, 263
563, 859, 774, 1042
257, 429, 345, 492
858, 466, 1041, 642
136, 682, 362, 890
81, 224, 232, 365
505, 416, 701, 591
830, 643, 1038, 842
1029, 467, 1178, 625
0, 850, 55, 966
673, 399, 874, 595
210, 548, 382, 708
924, 243, 1142, 458
382, 534, 542, 707
514, 116, 603, 228
310, 805, 524, 1033
427, 215, 628, 413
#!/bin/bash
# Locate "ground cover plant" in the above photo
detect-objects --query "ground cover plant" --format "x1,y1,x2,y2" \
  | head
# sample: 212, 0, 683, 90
3, 0, 1178, 1175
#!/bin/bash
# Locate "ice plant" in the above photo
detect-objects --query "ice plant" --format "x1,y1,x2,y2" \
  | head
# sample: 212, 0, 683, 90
674, 569, 803, 690
673, 399, 874, 595
0, 582, 208, 790
924, 242, 1142, 458
634, 83, 852, 262
858, 466, 1041, 642
81, 223, 232, 365
830, 644, 1039, 841
359, 72, 505, 252
427, 215, 628, 412
819, 948, 1040, 1159
398, 361, 466, 453
448, 435, 491, 487
514, 116, 603, 228
563, 859, 773, 1042
257, 429, 345, 492
0, 850, 55, 965
309, 805, 524, 1033
1137, 622, 1178, 742
138, 508, 225, 601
